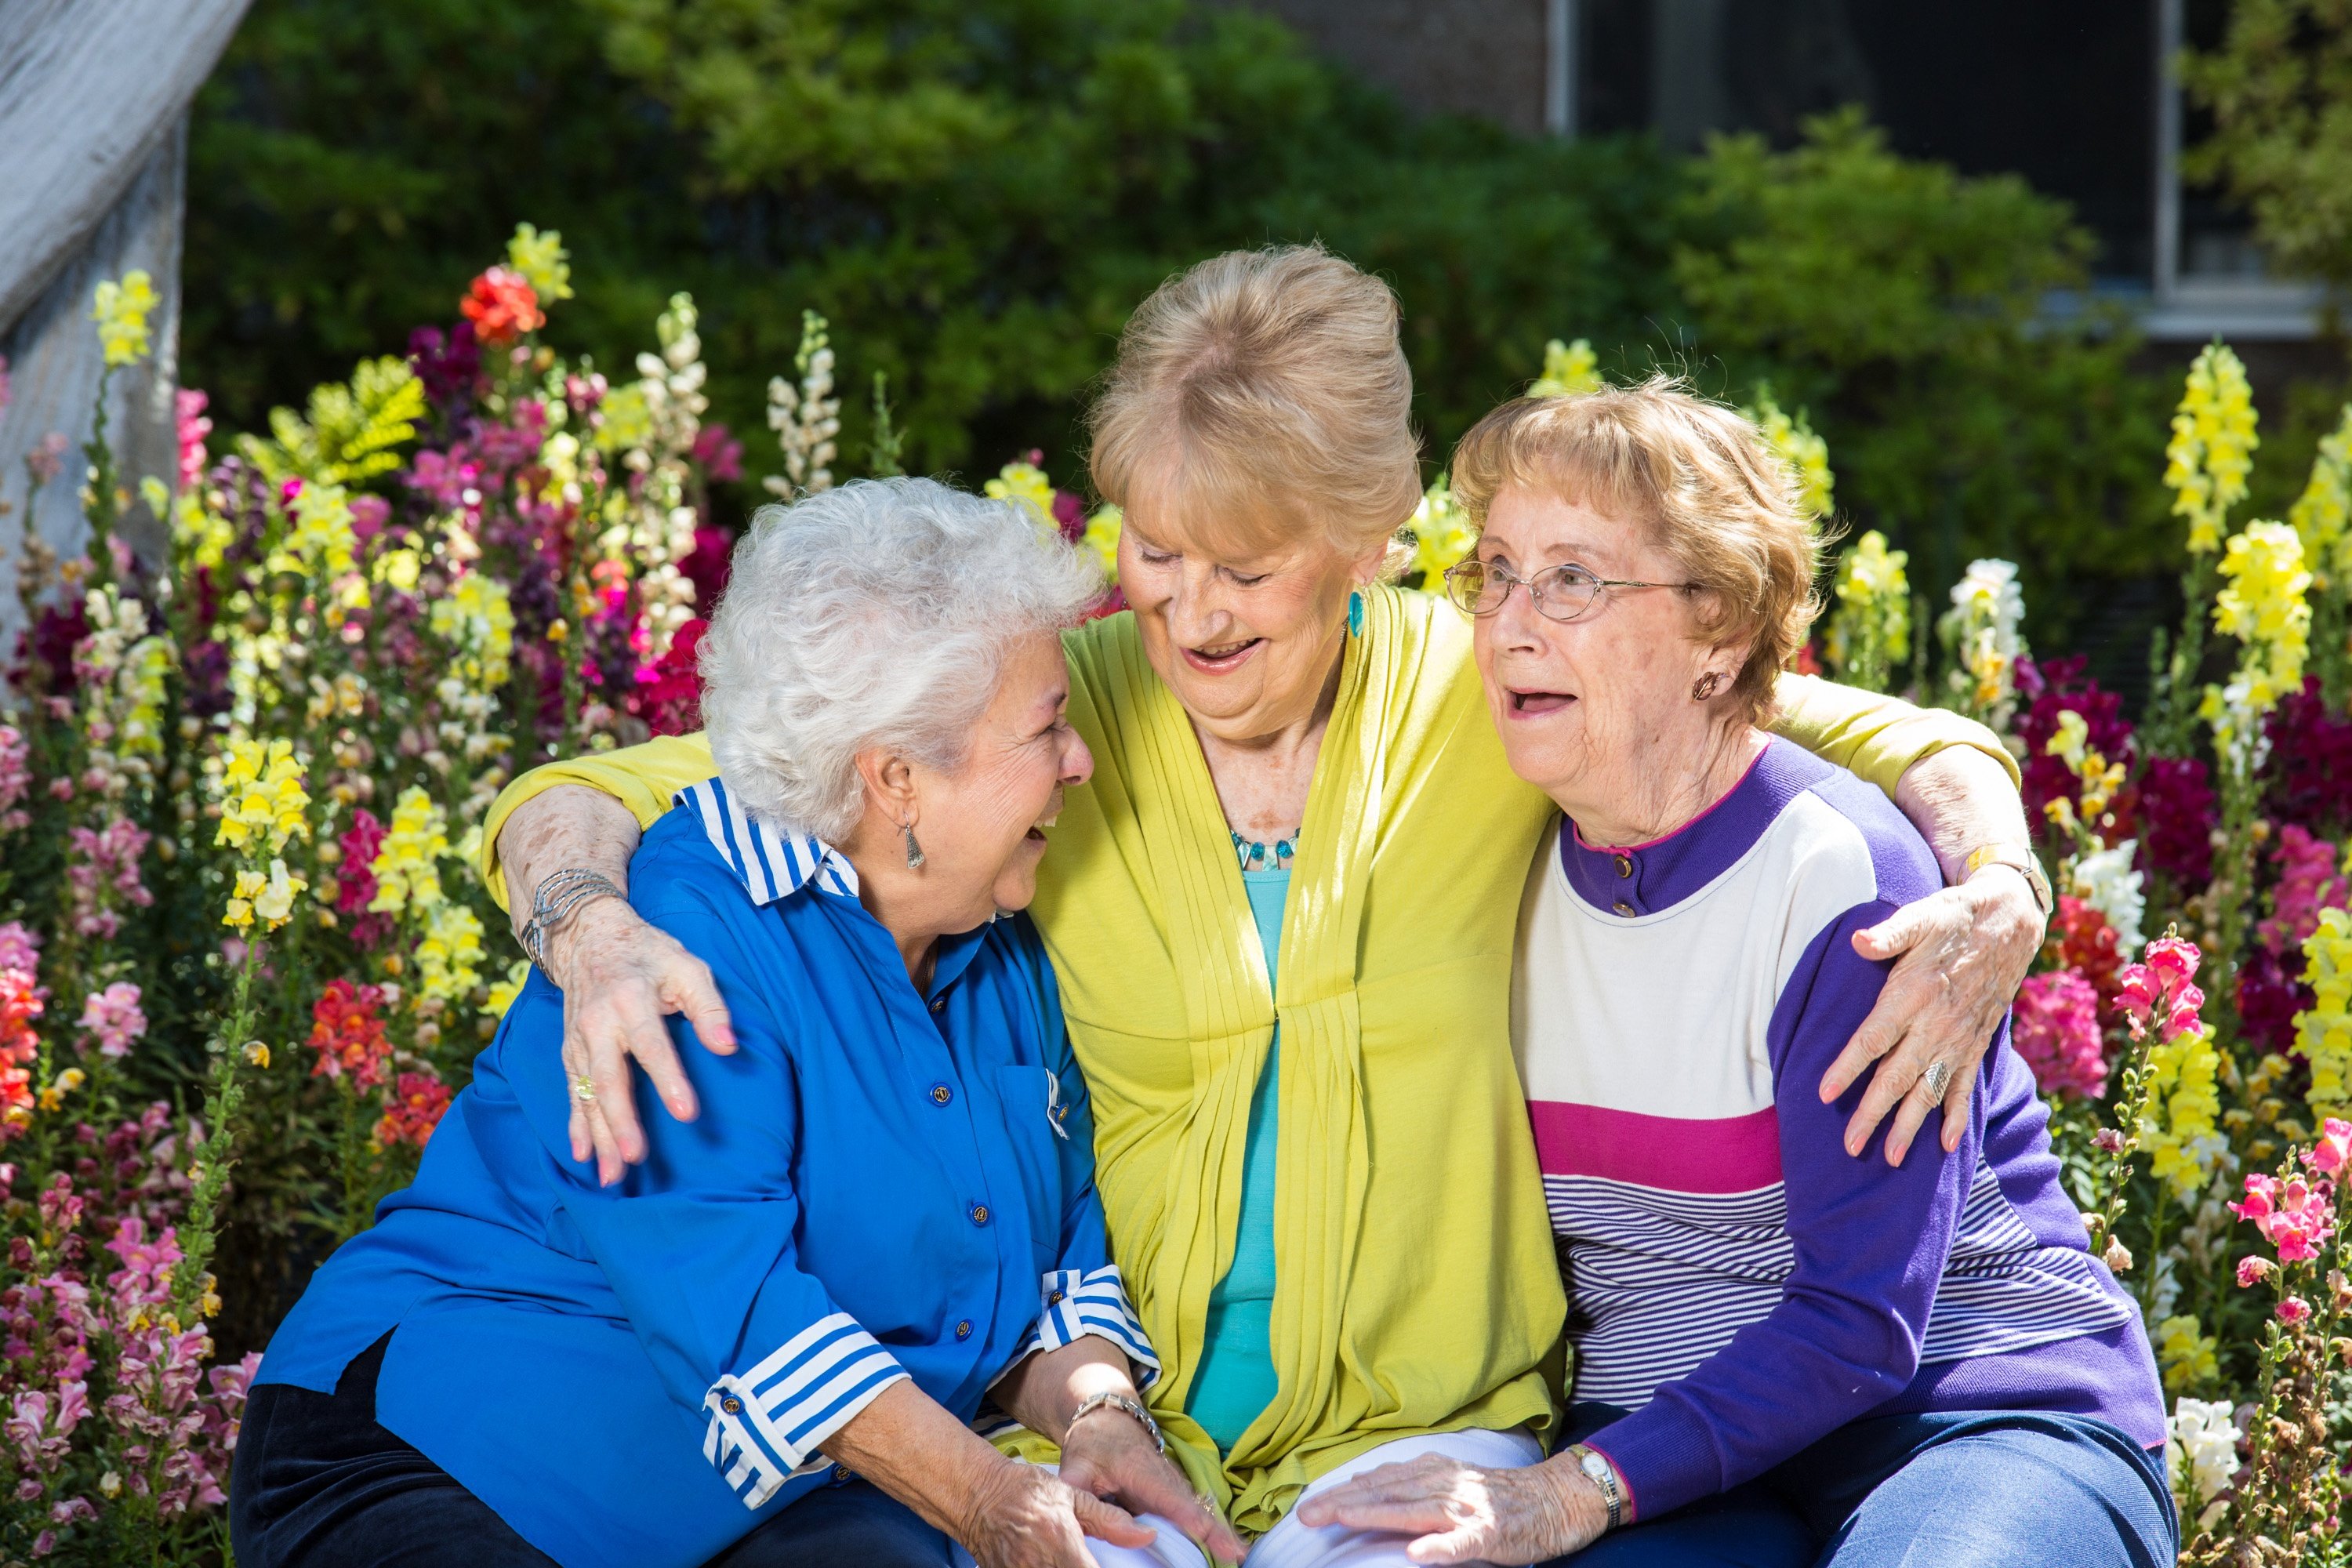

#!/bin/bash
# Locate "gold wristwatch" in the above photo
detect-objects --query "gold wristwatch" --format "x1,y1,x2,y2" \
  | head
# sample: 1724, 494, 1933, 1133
1566, 1443, 1624, 1530
1962, 843, 2054, 920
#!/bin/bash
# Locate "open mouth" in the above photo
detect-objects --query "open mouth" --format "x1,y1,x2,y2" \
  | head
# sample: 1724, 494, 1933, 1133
1508, 688, 1576, 717
1182, 637, 1263, 673
1025, 808, 1060, 844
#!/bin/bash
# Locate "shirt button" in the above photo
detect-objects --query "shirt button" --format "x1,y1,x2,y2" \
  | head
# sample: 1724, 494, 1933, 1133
720, 1396, 743, 1414
1613, 901, 1635, 917
1047, 1289, 1065, 1305
1613, 854, 1632, 878
930, 996, 946, 1014
831, 1464, 852, 1484
969, 1203, 991, 1226
955, 1319, 973, 1340
931, 1083, 953, 1105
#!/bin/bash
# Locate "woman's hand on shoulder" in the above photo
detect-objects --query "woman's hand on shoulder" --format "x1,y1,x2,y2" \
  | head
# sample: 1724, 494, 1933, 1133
548, 894, 735, 1185
1819, 865, 2043, 1166
1291, 1451, 1605, 1565
959, 1457, 1157, 1568
1059, 1403, 1246, 1565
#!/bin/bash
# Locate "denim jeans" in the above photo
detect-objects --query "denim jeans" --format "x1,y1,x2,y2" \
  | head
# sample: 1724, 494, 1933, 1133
1543, 1403, 2179, 1568
230, 1334, 954, 1568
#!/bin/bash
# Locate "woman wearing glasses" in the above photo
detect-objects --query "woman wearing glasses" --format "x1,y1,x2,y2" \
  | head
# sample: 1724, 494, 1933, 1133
1298, 383, 2171, 1568
474, 248, 2049, 1564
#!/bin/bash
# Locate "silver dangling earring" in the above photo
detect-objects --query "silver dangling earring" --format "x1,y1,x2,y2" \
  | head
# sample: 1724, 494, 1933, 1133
902, 821, 925, 870
1692, 672, 1722, 702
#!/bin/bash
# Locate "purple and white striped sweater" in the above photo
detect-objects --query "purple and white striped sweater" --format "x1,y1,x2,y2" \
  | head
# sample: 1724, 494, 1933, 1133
1509, 740, 2165, 1522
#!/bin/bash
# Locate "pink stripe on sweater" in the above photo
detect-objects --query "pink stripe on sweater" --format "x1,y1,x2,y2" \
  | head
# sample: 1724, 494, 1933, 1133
1527, 1100, 1782, 1193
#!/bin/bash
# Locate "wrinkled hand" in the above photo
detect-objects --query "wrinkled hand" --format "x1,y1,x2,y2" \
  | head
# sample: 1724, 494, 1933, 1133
546, 895, 736, 1184
961, 1458, 1156, 1568
1820, 866, 2043, 1165
1061, 1405, 1245, 1566
1292, 1454, 1602, 1566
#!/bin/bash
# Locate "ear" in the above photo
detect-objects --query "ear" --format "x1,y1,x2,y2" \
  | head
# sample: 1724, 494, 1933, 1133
854, 748, 919, 826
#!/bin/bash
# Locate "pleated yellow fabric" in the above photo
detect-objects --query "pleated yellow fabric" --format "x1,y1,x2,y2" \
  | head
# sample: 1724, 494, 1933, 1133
477, 590, 2018, 1536
1034, 586, 1561, 1529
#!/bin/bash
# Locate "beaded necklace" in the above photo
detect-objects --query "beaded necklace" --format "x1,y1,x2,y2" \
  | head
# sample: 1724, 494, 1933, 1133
1231, 829, 1300, 871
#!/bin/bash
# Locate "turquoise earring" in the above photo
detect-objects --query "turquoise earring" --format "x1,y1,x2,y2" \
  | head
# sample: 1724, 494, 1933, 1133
1347, 590, 1364, 637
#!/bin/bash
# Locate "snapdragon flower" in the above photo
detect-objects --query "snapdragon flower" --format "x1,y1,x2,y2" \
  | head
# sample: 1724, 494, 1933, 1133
2166, 1396, 2241, 1515
212, 739, 310, 854
2152, 1312, 2219, 1394
2201, 520, 2311, 766
1410, 475, 1475, 590
505, 223, 573, 307
1939, 558, 2027, 722
368, 787, 449, 916
2289, 403, 2352, 588
2011, 970, 2107, 1100
2293, 909, 2352, 1116
90, 271, 158, 368
1824, 530, 1907, 690
765, 309, 839, 497
1747, 388, 1834, 520
1529, 337, 1602, 397
2068, 840, 2146, 955
2165, 342, 2258, 554
223, 860, 307, 932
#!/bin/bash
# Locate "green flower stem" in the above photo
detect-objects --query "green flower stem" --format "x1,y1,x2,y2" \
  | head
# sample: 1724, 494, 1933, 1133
2085, 1023, 2165, 1265
170, 932, 263, 1319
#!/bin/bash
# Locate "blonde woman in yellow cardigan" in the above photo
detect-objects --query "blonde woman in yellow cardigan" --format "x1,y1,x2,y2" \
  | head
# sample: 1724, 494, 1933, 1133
477, 248, 2045, 1567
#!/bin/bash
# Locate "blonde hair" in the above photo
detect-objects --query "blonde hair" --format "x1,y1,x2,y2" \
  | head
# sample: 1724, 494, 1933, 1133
1088, 245, 1421, 567
1450, 378, 1824, 723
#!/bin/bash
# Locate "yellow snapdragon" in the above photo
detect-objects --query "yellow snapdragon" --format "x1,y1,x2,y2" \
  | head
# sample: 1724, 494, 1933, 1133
2165, 342, 2258, 554
369, 786, 450, 915
214, 739, 311, 853
1080, 505, 1123, 584
2154, 1314, 2220, 1394
985, 461, 1058, 535
485, 958, 532, 1018
2141, 1023, 2226, 1200
91, 270, 158, 368
1939, 558, 2026, 720
274, 481, 364, 582
506, 223, 574, 305
415, 901, 488, 1004
2289, 402, 2352, 588
1824, 530, 1907, 688
2200, 520, 2311, 761
2045, 710, 2125, 828
428, 573, 516, 689
1411, 474, 1477, 589
2294, 905, 2352, 1116
1748, 389, 1835, 520
1530, 337, 1602, 397
224, 859, 308, 932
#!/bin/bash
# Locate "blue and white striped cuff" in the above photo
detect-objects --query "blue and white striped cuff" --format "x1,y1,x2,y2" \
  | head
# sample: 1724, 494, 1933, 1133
702, 1312, 909, 1508
1020, 1265, 1160, 1388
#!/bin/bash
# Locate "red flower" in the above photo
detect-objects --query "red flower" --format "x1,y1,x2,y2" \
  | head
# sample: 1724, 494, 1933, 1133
376, 1073, 452, 1149
633, 619, 706, 738
459, 267, 543, 347
2046, 895, 2124, 1025
307, 980, 393, 1091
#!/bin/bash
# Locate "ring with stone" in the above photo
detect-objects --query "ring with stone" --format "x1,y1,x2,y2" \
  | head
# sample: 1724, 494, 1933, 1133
573, 1073, 598, 1105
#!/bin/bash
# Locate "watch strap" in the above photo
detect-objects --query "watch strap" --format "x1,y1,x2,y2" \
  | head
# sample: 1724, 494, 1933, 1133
1962, 844, 2053, 919
1566, 1443, 1625, 1530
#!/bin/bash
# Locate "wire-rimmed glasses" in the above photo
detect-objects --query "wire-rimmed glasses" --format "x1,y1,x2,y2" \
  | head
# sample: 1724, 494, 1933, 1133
1441, 558, 1700, 622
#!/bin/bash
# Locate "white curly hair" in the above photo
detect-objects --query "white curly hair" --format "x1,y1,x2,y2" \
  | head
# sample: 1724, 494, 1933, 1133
699, 477, 1102, 841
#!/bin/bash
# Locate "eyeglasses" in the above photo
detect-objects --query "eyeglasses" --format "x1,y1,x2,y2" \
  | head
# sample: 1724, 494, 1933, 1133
1442, 558, 1700, 622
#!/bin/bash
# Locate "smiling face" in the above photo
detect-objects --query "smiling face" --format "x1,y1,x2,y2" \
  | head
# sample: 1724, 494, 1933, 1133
1117, 495, 1384, 744
1471, 484, 1742, 833
902, 631, 1094, 923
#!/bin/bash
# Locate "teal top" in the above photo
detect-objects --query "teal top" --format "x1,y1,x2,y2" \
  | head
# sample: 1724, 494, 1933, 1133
1184, 867, 1287, 1452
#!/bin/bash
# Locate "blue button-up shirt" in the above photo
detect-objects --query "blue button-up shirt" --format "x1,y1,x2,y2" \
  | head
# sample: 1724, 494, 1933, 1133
256, 778, 1156, 1568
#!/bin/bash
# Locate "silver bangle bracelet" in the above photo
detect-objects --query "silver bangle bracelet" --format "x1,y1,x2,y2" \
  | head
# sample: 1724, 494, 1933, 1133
1067, 1392, 1164, 1454
520, 868, 623, 972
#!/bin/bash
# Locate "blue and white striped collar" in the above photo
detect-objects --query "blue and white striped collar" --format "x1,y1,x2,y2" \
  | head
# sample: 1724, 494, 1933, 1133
673, 777, 860, 905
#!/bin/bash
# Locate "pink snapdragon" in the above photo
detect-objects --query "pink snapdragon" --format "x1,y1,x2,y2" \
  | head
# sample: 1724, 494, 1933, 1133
0, 726, 29, 834
2309, 1118, 2352, 1176
2012, 970, 2108, 1099
2118, 936, 2205, 1043
64, 818, 152, 941
174, 388, 211, 492
2261, 823, 2350, 953
77, 984, 145, 1061
2231, 1173, 2336, 1263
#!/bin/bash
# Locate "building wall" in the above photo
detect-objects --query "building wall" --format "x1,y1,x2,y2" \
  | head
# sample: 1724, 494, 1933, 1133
1235, 0, 1548, 135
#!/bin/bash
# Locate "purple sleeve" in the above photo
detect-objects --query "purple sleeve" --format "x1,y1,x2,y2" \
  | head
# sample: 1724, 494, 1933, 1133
1584, 902, 1985, 1521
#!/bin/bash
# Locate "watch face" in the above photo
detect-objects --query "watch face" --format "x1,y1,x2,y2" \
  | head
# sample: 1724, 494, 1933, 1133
1580, 1452, 1608, 1480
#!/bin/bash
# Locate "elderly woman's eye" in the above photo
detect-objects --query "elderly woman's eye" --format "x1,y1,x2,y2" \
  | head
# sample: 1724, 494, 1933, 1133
1225, 569, 1269, 587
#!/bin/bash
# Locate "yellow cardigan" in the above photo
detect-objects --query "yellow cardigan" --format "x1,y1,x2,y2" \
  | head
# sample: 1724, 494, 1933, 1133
479, 586, 2013, 1532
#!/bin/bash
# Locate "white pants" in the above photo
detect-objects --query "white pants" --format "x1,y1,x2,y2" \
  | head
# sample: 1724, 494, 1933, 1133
962, 1427, 1544, 1568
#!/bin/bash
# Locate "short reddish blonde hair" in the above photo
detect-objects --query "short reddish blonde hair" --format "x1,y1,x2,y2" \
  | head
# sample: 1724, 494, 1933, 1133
1087, 245, 1422, 567
1449, 379, 1824, 723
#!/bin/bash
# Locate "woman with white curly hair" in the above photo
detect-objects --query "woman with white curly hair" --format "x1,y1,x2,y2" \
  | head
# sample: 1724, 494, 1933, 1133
233, 479, 1241, 1568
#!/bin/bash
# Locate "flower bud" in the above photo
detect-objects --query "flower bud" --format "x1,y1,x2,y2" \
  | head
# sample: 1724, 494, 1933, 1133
2103, 1240, 2133, 1273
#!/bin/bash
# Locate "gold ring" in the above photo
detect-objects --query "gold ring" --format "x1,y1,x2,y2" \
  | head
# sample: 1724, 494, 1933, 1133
574, 1074, 598, 1104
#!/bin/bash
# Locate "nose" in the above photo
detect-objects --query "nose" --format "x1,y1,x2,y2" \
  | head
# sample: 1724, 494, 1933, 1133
1061, 729, 1094, 789
1163, 561, 1235, 644
1486, 572, 1548, 652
